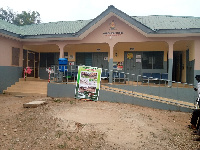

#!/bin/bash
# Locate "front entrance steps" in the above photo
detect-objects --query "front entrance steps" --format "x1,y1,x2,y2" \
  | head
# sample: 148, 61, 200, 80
3, 77, 48, 96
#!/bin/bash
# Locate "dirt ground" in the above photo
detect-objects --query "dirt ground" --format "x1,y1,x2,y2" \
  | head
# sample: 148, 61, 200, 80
0, 94, 200, 150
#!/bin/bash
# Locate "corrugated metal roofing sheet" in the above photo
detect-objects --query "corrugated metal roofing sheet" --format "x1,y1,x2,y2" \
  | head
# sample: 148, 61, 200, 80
0, 19, 92, 36
0, 19, 21, 34
0, 14, 200, 36
20, 20, 92, 35
132, 15, 200, 30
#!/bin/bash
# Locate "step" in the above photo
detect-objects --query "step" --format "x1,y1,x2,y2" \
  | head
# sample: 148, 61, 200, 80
19, 77, 45, 81
15, 81, 48, 85
8, 83, 47, 88
4, 91, 47, 97
4, 78, 48, 96
6, 89, 47, 93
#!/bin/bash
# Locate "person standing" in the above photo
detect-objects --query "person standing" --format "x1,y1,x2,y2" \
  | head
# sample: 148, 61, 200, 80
190, 75, 200, 133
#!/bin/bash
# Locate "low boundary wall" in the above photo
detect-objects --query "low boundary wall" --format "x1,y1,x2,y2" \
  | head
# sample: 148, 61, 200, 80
47, 83, 193, 113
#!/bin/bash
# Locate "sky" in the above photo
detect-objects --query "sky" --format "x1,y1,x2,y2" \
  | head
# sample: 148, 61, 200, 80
1, 0, 200, 23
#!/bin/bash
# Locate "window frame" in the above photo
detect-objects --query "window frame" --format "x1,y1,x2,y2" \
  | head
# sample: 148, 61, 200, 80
142, 51, 164, 69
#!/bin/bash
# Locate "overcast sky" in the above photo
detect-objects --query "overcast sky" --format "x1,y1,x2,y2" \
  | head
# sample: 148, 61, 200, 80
1, 0, 200, 23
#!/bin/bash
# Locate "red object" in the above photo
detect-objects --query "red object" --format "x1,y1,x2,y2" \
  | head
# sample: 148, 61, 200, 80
26, 67, 32, 74
24, 67, 32, 81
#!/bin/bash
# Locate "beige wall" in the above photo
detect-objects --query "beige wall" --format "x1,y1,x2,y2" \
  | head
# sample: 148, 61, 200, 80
171, 40, 195, 82
0, 36, 23, 67
194, 38, 200, 70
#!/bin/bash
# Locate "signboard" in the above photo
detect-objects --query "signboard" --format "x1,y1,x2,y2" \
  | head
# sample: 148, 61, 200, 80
103, 20, 123, 37
75, 66, 102, 101
69, 62, 74, 65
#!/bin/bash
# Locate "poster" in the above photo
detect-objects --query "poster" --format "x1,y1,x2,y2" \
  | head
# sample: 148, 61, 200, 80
136, 59, 141, 63
113, 62, 123, 70
75, 66, 102, 101
117, 62, 123, 70
127, 53, 133, 59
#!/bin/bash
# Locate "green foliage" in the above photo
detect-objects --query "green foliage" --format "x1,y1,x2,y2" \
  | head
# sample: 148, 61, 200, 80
0, 7, 15, 23
13, 11, 40, 26
0, 7, 40, 26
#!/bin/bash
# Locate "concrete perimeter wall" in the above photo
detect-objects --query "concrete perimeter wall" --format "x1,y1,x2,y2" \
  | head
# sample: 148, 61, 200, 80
47, 83, 192, 112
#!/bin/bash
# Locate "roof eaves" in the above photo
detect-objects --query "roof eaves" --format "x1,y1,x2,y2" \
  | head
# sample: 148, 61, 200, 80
0, 29, 21, 39
21, 33, 78, 39
153, 28, 200, 34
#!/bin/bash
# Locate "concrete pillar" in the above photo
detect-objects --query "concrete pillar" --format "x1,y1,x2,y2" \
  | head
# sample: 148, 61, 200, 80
108, 42, 115, 83
167, 41, 174, 86
57, 43, 65, 58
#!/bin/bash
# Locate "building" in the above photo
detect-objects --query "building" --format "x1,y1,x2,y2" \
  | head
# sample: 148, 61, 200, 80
1, 5, 200, 94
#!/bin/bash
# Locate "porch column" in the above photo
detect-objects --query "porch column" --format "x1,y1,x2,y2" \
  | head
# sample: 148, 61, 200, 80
57, 43, 65, 58
108, 43, 115, 83
167, 41, 174, 87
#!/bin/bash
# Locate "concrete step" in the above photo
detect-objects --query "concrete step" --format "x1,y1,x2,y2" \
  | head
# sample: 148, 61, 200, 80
4, 78, 48, 96
8, 85, 47, 90
5, 89, 47, 93
19, 77, 45, 81
4, 91, 47, 97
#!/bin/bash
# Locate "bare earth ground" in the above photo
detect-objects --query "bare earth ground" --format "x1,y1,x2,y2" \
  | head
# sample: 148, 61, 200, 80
0, 94, 200, 150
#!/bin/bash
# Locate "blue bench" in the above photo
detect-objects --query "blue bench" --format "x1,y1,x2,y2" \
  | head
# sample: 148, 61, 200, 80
113, 71, 126, 83
152, 73, 161, 79
161, 73, 168, 80
142, 73, 152, 83
101, 72, 109, 79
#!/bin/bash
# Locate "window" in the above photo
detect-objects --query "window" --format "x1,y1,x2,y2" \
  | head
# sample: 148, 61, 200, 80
40, 52, 68, 67
142, 51, 163, 69
40, 52, 59, 67
76, 53, 92, 66
12, 47, 20, 66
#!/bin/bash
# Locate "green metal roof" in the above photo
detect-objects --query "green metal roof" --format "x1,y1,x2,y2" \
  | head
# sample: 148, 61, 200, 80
0, 19, 92, 36
132, 15, 200, 30
0, 5, 200, 38
20, 20, 92, 35
0, 19, 21, 34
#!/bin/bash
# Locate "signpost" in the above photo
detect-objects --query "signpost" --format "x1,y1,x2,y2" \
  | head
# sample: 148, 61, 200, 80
75, 66, 102, 101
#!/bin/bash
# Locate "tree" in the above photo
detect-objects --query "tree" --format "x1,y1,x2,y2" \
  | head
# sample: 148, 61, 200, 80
0, 7, 15, 23
0, 7, 41, 26
13, 11, 40, 26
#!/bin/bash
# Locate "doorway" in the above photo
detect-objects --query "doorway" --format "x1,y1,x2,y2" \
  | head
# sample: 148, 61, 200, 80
173, 51, 182, 82
124, 51, 142, 81
23, 50, 39, 78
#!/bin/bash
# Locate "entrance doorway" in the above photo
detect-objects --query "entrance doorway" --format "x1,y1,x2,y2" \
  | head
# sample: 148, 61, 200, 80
124, 51, 142, 81
23, 50, 39, 78
173, 51, 182, 82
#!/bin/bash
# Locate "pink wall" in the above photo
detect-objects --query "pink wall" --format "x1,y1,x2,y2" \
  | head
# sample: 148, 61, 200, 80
81, 16, 149, 44
0, 36, 23, 67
